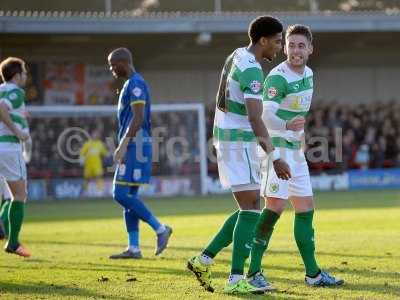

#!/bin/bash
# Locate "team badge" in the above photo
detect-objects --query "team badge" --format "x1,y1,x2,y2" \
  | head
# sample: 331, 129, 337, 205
118, 164, 126, 176
250, 80, 261, 93
267, 87, 277, 99
269, 183, 279, 193
9, 92, 17, 100
132, 87, 142, 97
133, 169, 142, 180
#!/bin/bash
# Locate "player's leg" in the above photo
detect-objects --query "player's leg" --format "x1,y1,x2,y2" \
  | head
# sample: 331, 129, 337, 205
109, 208, 142, 259
222, 147, 265, 294
223, 187, 264, 294
246, 161, 289, 292
188, 146, 262, 294
4, 179, 30, 257
112, 184, 172, 255
289, 175, 343, 286
0, 178, 12, 239
93, 163, 105, 190
1, 150, 30, 257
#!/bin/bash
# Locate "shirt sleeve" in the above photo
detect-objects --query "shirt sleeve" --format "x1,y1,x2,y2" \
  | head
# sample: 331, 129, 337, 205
128, 80, 147, 106
239, 67, 264, 101
263, 75, 287, 104
0, 97, 13, 110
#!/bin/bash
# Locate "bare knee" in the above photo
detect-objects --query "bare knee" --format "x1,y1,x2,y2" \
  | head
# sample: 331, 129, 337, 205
290, 196, 314, 213
266, 197, 286, 215
233, 190, 260, 210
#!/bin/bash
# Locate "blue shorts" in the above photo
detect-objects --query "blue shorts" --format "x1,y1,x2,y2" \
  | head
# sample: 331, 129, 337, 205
114, 143, 152, 186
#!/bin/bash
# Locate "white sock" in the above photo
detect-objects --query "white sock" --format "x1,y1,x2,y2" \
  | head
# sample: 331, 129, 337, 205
156, 224, 166, 234
199, 254, 214, 266
128, 246, 140, 253
228, 274, 244, 284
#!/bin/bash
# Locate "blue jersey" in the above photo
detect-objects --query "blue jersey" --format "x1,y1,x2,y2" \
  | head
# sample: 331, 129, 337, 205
117, 72, 151, 143
114, 72, 152, 185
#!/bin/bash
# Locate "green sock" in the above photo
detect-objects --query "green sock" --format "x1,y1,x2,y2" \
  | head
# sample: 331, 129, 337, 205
203, 210, 238, 258
0, 199, 11, 236
247, 208, 280, 276
8, 201, 25, 247
231, 210, 259, 275
294, 210, 320, 277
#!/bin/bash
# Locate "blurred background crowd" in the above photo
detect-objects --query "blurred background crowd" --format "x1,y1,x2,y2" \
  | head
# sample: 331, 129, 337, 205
27, 100, 400, 179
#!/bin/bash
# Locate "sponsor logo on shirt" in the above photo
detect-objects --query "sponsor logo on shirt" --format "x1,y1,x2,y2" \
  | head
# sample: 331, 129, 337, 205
250, 80, 262, 93
132, 87, 142, 97
267, 87, 278, 99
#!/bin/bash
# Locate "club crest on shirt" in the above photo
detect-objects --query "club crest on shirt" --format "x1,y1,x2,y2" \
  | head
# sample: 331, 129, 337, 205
250, 80, 261, 93
118, 164, 126, 176
132, 87, 142, 97
133, 169, 142, 180
269, 183, 279, 193
9, 92, 17, 100
267, 87, 277, 99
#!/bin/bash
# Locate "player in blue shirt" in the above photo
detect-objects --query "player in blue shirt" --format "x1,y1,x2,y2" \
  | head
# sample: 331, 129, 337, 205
107, 48, 172, 259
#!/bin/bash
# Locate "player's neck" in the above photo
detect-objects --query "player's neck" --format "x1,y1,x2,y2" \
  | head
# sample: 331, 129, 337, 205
285, 61, 306, 75
246, 44, 263, 63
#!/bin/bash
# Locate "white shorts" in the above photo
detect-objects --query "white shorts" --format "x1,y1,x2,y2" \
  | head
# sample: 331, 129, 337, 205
0, 177, 12, 199
261, 147, 313, 199
216, 146, 261, 192
0, 150, 27, 181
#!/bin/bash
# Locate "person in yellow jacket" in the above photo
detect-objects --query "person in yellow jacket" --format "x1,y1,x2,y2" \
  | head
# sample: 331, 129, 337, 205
80, 129, 108, 190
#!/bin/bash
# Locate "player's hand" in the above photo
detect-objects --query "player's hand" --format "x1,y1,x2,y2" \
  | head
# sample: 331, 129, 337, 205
273, 158, 291, 180
286, 116, 306, 131
22, 137, 32, 163
114, 145, 127, 164
15, 130, 30, 142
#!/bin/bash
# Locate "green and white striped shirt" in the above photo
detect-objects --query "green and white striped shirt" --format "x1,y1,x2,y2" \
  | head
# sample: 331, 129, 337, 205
0, 82, 28, 150
263, 62, 313, 149
214, 47, 263, 148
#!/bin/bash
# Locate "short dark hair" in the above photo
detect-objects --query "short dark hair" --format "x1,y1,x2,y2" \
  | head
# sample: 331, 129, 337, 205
248, 16, 283, 44
0, 57, 26, 82
286, 24, 313, 43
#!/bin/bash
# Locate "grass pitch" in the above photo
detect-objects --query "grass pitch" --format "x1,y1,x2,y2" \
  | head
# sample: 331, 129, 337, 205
1, 190, 399, 299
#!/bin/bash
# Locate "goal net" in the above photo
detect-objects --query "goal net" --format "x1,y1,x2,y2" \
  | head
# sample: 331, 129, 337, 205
26, 104, 209, 199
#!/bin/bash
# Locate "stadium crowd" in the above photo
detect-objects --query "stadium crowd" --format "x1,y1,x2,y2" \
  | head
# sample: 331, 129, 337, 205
27, 101, 400, 179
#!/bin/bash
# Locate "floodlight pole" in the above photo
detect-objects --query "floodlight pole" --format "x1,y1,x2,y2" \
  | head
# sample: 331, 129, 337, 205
105, 0, 112, 13
214, 0, 222, 13
309, 0, 319, 12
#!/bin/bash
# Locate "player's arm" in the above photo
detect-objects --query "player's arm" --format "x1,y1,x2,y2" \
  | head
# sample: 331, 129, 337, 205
114, 103, 144, 163
263, 75, 305, 131
100, 141, 108, 157
0, 101, 29, 141
114, 82, 146, 163
239, 67, 275, 154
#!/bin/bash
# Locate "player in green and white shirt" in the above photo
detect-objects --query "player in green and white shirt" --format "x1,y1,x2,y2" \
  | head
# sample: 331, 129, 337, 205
0, 57, 32, 257
246, 25, 344, 290
187, 16, 291, 294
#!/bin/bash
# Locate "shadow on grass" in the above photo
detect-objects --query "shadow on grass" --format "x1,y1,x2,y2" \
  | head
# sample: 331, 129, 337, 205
0, 281, 131, 300
26, 190, 400, 223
